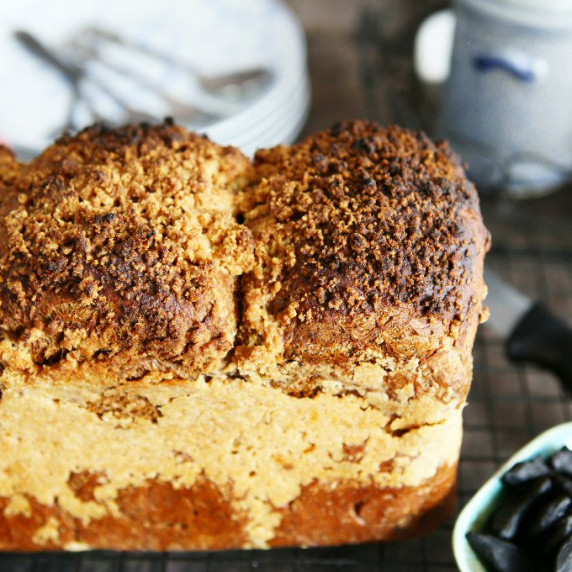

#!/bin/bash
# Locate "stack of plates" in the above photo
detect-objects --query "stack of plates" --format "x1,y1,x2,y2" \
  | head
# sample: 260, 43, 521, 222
206, 0, 311, 155
0, 0, 310, 158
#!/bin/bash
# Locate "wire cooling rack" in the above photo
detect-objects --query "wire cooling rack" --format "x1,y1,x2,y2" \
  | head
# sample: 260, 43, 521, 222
2, 247, 572, 571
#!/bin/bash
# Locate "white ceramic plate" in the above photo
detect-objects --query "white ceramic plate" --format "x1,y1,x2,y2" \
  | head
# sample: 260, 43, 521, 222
453, 422, 572, 571
207, 65, 307, 136
236, 84, 310, 154
0, 0, 308, 155
210, 71, 311, 154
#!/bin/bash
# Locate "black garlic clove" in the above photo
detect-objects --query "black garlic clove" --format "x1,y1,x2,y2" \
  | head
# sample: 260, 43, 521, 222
467, 532, 534, 572
537, 515, 572, 558
551, 448, 572, 478
490, 477, 552, 540
556, 534, 572, 572
524, 494, 572, 539
502, 455, 551, 486
554, 474, 572, 497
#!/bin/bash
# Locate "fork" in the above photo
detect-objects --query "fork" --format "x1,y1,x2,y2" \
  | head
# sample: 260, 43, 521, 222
70, 44, 228, 124
83, 26, 273, 102
15, 30, 161, 128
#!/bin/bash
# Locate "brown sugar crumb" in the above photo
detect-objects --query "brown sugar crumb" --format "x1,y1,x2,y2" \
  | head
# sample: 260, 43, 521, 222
238, 120, 489, 364
0, 146, 22, 188
0, 122, 254, 381
342, 440, 368, 463
87, 388, 163, 425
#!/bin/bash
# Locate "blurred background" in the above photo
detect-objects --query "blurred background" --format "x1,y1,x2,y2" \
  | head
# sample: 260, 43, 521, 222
1, 0, 572, 569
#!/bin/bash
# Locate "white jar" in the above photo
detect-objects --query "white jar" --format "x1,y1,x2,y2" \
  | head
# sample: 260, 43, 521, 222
440, 0, 572, 197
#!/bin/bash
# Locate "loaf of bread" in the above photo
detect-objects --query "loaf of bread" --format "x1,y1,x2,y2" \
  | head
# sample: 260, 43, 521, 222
0, 120, 489, 551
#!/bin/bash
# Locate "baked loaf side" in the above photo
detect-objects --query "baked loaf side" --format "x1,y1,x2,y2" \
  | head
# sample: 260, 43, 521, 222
0, 121, 488, 551
0, 379, 461, 550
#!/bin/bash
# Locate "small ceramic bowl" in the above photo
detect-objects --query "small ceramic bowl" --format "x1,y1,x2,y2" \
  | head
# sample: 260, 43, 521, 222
453, 421, 572, 571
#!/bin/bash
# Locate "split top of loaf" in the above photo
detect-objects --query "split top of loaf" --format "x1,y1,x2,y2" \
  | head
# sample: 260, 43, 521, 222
0, 120, 489, 407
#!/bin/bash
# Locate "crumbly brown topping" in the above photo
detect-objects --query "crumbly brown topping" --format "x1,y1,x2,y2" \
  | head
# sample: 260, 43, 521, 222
0, 120, 488, 386
0, 122, 254, 380
238, 121, 489, 363
0, 146, 21, 189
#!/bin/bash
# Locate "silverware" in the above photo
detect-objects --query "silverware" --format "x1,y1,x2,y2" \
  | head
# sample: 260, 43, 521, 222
14, 30, 93, 130
15, 26, 274, 131
83, 26, 273, 102
14, 30, 157, 128
69, 50, 226, 124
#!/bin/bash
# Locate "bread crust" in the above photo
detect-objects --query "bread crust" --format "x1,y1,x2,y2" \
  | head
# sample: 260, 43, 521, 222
0, 477, 247, 551
0, 123, 254, 382
0, 465, 455, 551
0, 146, 21, 187
0, 121, 488, 551
270, 462, 457, 547
235, 121, 489, 404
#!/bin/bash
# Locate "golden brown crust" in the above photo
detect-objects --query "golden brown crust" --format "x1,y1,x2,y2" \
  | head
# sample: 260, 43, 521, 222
0, 466, 455, 551
0, 122, 254, 382
248, 123, 480, 313
0, 146, 22, 188
234, 121, 489, 402
270, 462, 457, 547
0, 477, 248, 551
